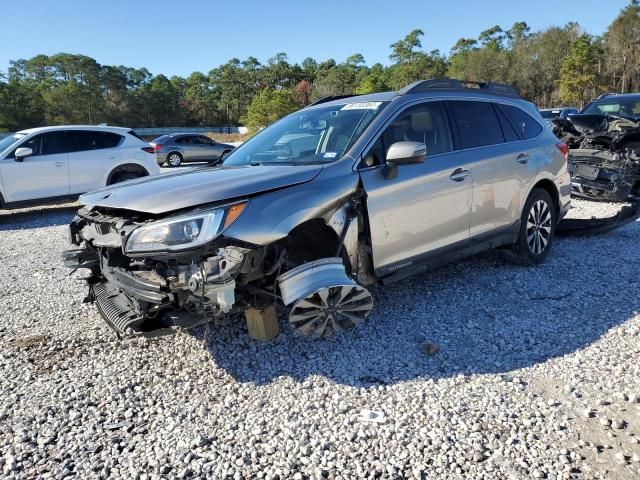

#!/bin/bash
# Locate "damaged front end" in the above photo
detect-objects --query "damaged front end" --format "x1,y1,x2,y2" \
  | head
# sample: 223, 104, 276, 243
63, 190, 375, 339
553, 114, 640, 202
64, 203, 288, 337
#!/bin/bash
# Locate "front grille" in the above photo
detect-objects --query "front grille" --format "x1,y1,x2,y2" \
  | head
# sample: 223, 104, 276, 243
95, 223, 113, 235
93, 283, 143, 336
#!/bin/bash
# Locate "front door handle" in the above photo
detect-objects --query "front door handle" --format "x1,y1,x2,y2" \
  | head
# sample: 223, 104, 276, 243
517, 153, 530, 164
450, 168, 470, 182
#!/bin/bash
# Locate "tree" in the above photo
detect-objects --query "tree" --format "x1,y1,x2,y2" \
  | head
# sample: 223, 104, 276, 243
604, 0, 640, 92
559, 34, 602, 108
242, 89, 299, 133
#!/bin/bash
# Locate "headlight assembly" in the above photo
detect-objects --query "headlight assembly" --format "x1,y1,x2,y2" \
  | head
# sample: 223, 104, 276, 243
125, 202, 247, 254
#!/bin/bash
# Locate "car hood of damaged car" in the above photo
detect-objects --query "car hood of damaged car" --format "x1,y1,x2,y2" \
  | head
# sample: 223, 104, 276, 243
80, 164, 323, 214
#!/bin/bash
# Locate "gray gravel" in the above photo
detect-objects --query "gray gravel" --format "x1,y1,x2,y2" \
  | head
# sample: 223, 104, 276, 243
1, 199, 639, 479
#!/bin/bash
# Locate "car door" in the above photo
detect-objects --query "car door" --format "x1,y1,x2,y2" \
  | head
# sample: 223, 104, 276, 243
196, 135, 220, 160
0, 131, 70, 202
67, 130, 124, 194
447, 100, 538, 238
176, 136, 198, 161
359, 101, 472, 276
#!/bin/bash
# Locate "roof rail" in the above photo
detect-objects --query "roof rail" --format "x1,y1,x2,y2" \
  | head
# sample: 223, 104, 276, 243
308, 94, 361, 107
595, 92, 617, 100
399, 78, 520, 98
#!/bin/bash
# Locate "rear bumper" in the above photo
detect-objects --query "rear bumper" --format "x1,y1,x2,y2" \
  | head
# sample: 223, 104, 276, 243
155, 153, 167, 166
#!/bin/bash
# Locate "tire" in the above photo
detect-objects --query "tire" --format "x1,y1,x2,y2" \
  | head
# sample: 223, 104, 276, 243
167, 152, 183, 167
108, 171, 145, 186
504, 188, 557, 266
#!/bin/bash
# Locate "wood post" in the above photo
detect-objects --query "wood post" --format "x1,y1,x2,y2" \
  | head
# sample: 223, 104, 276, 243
245, 305, 280, 341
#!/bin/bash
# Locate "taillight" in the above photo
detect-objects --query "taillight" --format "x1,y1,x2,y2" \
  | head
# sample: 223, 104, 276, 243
141, 146, 155, 154
153, 143, 163, 151
556, 142, 569, 160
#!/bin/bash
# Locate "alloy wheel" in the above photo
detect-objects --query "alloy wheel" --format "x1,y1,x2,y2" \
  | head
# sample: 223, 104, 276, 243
289, 285, 373, 338
526, 199, 552, 255
168, 154, 181, 167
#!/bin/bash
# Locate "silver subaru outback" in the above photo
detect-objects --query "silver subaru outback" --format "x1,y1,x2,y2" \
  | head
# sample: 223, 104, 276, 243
64, 79, 571, 338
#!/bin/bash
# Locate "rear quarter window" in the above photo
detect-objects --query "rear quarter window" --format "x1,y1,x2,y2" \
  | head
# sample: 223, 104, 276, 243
498, 104, 543, 140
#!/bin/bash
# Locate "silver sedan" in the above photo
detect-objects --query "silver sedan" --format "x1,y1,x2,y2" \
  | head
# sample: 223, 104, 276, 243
151, 134, 235, 167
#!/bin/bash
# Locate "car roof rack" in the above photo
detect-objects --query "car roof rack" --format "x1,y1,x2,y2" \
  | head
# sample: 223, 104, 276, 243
308, 94, 362, 106
595, 92, 617, 100
399, 78, 520, 98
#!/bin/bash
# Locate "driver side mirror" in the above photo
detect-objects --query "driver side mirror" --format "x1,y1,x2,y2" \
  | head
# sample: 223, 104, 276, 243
14, 147, 33, 162
382, 141, 426, 179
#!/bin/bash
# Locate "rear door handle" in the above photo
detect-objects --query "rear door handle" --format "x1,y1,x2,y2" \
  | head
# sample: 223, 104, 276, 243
517, 153, 530, 164
54, 161, 66, 167
450, 168, 470, 182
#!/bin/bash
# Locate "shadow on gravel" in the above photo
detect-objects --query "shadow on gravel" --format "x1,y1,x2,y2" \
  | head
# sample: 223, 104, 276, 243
192, 221, 640, 387
0, 205, 77, 231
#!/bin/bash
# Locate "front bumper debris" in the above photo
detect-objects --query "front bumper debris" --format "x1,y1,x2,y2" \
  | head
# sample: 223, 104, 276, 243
557, 201, 640, 236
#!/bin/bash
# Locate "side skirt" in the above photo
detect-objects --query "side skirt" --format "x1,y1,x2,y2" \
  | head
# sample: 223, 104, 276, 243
2, 194, 80, 210
376, 222, 520, 285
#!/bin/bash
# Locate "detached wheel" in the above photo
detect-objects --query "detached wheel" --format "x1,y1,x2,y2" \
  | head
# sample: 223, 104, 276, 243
504, 188, 556, 266
289, 284, 373, 338
167, 152, 182, 167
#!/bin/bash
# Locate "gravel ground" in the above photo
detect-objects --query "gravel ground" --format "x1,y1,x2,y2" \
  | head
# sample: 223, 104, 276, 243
1, 199, 639, 479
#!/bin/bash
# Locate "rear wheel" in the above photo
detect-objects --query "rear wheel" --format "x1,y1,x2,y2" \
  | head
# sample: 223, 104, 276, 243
167, 152, 182, 167
108, 169, 147, 186
504, 188, 556, 266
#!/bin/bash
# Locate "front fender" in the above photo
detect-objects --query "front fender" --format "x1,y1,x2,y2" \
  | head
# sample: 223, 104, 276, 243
224, 168, 359, 246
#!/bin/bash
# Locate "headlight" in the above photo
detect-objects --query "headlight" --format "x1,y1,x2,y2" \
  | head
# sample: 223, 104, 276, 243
125, 202, 247, 254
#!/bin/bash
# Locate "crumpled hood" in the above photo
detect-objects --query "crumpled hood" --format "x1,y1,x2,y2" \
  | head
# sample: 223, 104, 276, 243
80, 164, 322, 214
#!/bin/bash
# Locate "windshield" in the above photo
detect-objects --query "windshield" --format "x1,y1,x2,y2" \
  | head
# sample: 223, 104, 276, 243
0, 133, 26, 154
539, 110, 560, 119
582, 98, 640, 116
223, 101, 388, 166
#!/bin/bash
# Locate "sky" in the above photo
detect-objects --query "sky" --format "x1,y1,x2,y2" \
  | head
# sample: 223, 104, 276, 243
0, 0, 631, 77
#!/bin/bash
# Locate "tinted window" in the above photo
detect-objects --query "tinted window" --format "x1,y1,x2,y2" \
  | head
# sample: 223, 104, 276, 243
449, 101, 504, 149
495, 107, 521, 142
196, 135, 213, 144
499, 105, 542, 139
42, 132, 71, 155
175, 136, 195, 144
152, 135, 171, 143
67, 131, 123, 152
362, 101, 453, 167
127, 130, 144, 141
10, 131, 69, 157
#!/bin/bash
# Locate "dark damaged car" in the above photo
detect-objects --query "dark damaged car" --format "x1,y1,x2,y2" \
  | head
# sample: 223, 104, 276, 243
65, 79, 576, 339
552, 93, 640, 202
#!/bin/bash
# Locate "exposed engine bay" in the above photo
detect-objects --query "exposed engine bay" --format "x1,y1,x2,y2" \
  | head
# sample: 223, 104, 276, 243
552, 114, 640, 202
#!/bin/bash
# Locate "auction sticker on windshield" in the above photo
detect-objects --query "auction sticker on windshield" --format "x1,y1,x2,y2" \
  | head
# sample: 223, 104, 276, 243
341, 102, 383, 110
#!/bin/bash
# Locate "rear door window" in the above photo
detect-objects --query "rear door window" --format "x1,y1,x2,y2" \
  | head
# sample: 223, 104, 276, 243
449, 100, 505, 149
498, 104, 543, 140
67, 131, 123, 152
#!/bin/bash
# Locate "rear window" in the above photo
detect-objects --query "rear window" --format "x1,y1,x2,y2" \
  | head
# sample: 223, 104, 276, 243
128, 130, 144, 141
152, 135, 171, 143
449, 101, 504, 149
539, 110, 561, 119
499, 105, 543, 139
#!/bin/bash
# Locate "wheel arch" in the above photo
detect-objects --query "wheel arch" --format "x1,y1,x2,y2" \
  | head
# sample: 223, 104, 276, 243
106, 163, 149, 186
531, 178, 560, 217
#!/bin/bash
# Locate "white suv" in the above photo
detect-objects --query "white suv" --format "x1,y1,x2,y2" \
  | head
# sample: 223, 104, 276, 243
0, 125, 160, 209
